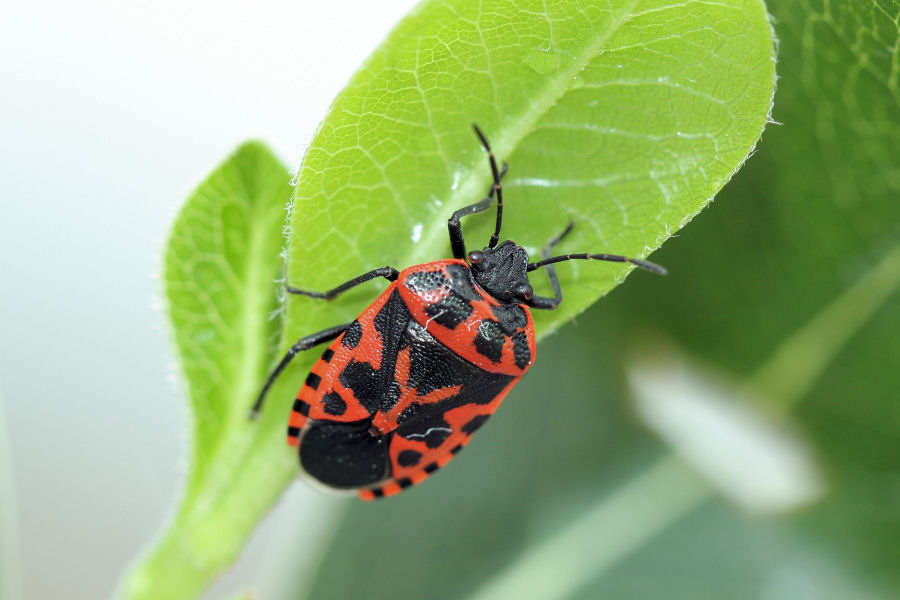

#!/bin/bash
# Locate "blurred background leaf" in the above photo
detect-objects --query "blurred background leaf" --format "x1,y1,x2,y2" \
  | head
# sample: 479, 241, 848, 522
292, 1, 900, 599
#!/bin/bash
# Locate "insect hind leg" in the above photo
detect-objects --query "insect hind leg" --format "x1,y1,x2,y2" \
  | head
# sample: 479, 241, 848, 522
250, 323, 351, 418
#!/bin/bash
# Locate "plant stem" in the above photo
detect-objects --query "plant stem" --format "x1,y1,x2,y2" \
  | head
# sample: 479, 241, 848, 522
118, 431, 295, 600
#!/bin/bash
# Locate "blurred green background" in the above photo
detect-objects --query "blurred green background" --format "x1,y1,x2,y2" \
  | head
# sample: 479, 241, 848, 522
2, 1, 898, 599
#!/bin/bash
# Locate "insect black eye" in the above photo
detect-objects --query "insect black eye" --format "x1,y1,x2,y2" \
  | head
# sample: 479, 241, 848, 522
521, 284, 533, 300
468, 251, 484, 264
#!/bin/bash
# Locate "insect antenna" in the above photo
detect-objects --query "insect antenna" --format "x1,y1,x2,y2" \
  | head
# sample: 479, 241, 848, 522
472, 124, 505, 248
527, 251, 668, 275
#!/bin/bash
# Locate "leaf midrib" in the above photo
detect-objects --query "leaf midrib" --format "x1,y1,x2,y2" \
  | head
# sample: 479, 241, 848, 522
406, 0, 642, 280
191, 176, 280, 515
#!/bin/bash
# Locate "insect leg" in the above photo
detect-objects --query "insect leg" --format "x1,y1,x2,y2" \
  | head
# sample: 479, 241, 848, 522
527, 222, 667, 310
250, 323, 351, 418
448, 129, 508, 259
286, 266, 399, 300
529, 253, 667, 275
472, 124, 506, 250
526, 222, 574, 310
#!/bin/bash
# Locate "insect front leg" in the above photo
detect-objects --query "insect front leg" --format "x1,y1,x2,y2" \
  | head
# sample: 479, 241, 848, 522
448, 126, 509, 259
250, 323, 351, 418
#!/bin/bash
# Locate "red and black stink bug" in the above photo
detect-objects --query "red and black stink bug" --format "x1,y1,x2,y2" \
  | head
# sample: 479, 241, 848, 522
251, 125, 666, 500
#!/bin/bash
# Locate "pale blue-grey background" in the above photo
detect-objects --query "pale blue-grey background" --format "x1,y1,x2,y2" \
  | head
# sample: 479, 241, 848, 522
0, 1, 418, 597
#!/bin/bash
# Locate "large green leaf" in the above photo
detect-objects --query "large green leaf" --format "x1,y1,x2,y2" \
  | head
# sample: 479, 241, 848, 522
284, 0, 775, 339
296, 1, 900, 598
123, 0, 774, 596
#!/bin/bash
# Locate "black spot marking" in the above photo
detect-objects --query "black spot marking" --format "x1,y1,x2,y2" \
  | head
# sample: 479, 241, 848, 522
321, 348, 334, 363
403, 425, 453, 449
397, 449, 422, 467
323, 391, 347, 416
339, 361, 381, 414
397, 402, 419, 426
405, 270, 449, 294
446, 264, 481, 300
423, 462, 439, 474
372, 292, 412, 412
398, 409, 449, 440
424, 295, 472, 329
397, 477, 413, 489
462, 414, 490, 434
474, 320, 505, 362
293, 399, 311, 416
371, 487, 384, 498
512, 331, 532, 369
385, 380, 402, 410
424, 428, 451, 448
304, 372, 321, 390
374, 291, 407, 340
415, 265, 481, 330
491, 304, 527, 335
450, 444, 463, 454
402, 320, 512, 399
342, 321, 362, 348
339, 291, 411, 415
299, 418, 390, 488
287, 426, 300, 437
340, 357, 402, 415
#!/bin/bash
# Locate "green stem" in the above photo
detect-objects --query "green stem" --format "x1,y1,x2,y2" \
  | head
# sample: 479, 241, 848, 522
119, 430, 295, 599
751, 243, 900, 410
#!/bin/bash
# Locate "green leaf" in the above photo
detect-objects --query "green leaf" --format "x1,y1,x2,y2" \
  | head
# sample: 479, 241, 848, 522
284, 0, 776, 340
121, 142, 294, 599
125, 0, 775, 596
